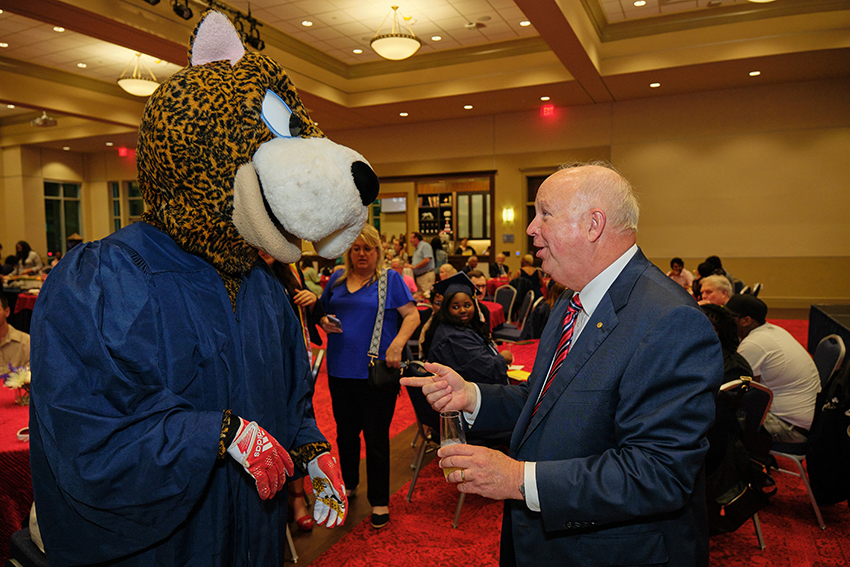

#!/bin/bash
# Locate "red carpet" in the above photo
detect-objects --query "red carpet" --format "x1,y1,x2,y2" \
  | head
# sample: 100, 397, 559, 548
310, 346, 416, 464
311, 458, 502, 567
311, 455, 850, 566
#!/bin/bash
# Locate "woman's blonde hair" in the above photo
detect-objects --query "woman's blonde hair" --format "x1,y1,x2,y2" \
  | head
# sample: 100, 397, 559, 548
336, 224, 384, 287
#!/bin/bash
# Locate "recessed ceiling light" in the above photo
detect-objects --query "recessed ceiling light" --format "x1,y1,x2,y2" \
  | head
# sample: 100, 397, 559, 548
6, 104, 15, 109
519, 20, 531, 27
463, 105, 473, 110
53, 26, 65, 33
105, 142, 114, 147
352, 48, 363, 54
431, 35, 442, 41
650, 82, 661, 88
0, 43, 7, 48
634, 0, 646, 6
540, 96, 550, 101
399, 112, 408, 117
301, 20, 313, 27
77, 63, 87, 68
749, 70, 761, 76
63, 147, 70, 151
747, 0, 776, 3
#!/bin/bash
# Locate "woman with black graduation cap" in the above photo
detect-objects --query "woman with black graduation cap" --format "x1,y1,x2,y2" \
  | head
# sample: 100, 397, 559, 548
421, 272, 510, 386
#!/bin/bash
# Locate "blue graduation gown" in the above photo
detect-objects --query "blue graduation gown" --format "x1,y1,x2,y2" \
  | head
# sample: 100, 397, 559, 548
29, 222, 324, 566
428, 323, 509, 386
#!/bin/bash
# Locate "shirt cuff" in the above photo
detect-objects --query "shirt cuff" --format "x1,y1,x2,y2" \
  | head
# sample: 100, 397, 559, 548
524, 461, 540, 512
463, 383, 482, 424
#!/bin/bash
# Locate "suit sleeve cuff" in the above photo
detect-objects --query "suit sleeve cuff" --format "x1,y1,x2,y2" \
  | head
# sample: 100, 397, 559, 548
463, 383, 483, 424
524, 461, 541, 512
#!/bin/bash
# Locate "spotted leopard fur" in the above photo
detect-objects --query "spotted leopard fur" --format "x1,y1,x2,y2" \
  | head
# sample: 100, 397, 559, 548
137, 24, 323, 306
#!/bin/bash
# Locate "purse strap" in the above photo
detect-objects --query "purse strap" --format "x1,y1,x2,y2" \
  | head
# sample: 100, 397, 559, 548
368, 269, 389, 360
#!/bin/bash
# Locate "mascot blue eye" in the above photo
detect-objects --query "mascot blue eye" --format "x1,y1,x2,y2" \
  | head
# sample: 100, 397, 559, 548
261, 90, 303, 138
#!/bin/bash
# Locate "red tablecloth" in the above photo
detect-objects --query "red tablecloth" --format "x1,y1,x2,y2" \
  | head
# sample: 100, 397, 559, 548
0, 387, 33, 564
487, 276, 511, 297
504, 339, 539, 383
13, 292, 37, 314
481, 300, 505, 330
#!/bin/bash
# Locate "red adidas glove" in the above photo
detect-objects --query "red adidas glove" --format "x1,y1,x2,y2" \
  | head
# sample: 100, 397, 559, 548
226, 417, 294, 500
308, 453, 347, 527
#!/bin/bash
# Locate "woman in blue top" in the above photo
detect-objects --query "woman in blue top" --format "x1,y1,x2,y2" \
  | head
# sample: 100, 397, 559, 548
320, 224, 418, 529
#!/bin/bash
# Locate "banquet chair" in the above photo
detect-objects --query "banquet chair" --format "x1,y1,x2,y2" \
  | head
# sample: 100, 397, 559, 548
751, 283, 763, 297
740, 285, 751, 295
767, 335, 845, 531
493, 285, 516, 325
493, 290, 535, 342
714, 377, 774, 549
812, 334, 845, 387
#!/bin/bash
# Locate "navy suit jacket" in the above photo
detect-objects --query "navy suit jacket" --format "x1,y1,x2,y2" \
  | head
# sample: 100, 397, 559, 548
473, 249, 723, 567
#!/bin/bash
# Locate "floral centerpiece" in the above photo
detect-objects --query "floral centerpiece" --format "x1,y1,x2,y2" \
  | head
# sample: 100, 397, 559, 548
2, 363, 31, 406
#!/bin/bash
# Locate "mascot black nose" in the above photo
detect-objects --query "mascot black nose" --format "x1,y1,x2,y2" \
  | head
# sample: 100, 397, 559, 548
352, 161, 380, 206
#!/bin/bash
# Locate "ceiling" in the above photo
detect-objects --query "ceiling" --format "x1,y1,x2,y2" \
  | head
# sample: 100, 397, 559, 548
0, 0, 848, 153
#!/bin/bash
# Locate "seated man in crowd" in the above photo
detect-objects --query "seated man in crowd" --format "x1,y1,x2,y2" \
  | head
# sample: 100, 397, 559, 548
489, 253, 509, 278
726, 294, 820, 443
466, 270, 492, 325
461, 255, 479, 274
667, 257, 694, 292
698, 274, 733, 306
0, 295, 30, 368
391, 257, 417, 294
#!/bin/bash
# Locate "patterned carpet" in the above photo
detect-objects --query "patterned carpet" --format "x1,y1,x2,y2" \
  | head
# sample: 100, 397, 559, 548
310, 455, 850, 566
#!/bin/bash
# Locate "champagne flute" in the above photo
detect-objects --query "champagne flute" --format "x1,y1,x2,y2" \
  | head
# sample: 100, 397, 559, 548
440, 410, 466, 480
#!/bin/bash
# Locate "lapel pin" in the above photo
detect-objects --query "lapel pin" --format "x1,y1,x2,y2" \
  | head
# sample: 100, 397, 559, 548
596, 322, 603, 329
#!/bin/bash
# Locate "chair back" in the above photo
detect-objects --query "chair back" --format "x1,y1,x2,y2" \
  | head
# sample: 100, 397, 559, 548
515, 290, 535, 330
720, 377, 773, 429
493, 285, 516, 322
813, 334, 846, 388
751, 282, 763, 297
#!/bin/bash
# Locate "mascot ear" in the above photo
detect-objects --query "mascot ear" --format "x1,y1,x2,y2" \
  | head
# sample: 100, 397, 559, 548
190, 11, 246, 67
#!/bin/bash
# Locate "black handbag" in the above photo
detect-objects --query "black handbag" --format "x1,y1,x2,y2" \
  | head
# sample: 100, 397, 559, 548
367, 269, 401, 393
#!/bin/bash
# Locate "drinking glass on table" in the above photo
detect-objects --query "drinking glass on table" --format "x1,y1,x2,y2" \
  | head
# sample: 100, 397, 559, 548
440, 410, 466, 480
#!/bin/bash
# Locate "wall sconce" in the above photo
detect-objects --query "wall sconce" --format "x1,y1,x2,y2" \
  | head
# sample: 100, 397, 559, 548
502, 207, 515, 223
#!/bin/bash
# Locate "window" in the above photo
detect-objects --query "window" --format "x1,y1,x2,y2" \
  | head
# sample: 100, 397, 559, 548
44, 181, 81, 255
109, 180, 147, 232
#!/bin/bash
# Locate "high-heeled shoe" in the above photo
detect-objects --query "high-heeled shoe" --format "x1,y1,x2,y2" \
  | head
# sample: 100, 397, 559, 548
288, 496, 314, 532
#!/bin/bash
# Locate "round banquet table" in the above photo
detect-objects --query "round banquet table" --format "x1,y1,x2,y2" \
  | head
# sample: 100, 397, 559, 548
0, 386, 33, 565
480, 300, 506, 330
504, 339, 540, 383
487, 276, 511, 297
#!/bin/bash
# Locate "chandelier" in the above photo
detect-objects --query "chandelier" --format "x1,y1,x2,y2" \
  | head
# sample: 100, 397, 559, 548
117, 53, 160, 97
370, 6, 421, 61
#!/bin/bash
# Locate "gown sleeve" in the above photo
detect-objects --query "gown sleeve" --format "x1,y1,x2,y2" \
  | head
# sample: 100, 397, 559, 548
30, 240, 224, 555
427, 324, 509, 386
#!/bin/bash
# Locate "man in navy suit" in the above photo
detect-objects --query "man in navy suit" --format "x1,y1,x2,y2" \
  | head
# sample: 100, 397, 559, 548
402, 163, 722, 566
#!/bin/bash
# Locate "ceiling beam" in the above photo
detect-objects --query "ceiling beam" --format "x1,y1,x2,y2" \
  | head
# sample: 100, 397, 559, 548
514, 0, 613, 104
0, 0, 187, 66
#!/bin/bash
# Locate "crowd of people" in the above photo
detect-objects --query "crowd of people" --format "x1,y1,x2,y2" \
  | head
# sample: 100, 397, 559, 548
5, 167, 824, 564
665, 253, 820, 446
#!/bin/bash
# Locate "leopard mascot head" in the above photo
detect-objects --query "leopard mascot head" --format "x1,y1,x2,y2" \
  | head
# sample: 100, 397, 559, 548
137, 11, 378, 303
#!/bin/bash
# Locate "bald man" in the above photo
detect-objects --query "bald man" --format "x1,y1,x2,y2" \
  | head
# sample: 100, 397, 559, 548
403, 162, 722, 567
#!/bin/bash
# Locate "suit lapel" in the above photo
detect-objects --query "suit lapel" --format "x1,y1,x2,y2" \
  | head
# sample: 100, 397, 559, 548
514, 250, 651, 451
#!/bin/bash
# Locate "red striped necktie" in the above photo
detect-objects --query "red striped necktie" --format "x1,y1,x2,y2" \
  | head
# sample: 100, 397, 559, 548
532, 294, 583, 417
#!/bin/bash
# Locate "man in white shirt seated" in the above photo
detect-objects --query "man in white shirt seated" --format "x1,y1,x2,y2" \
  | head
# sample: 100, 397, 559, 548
726, 294, 820, 444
